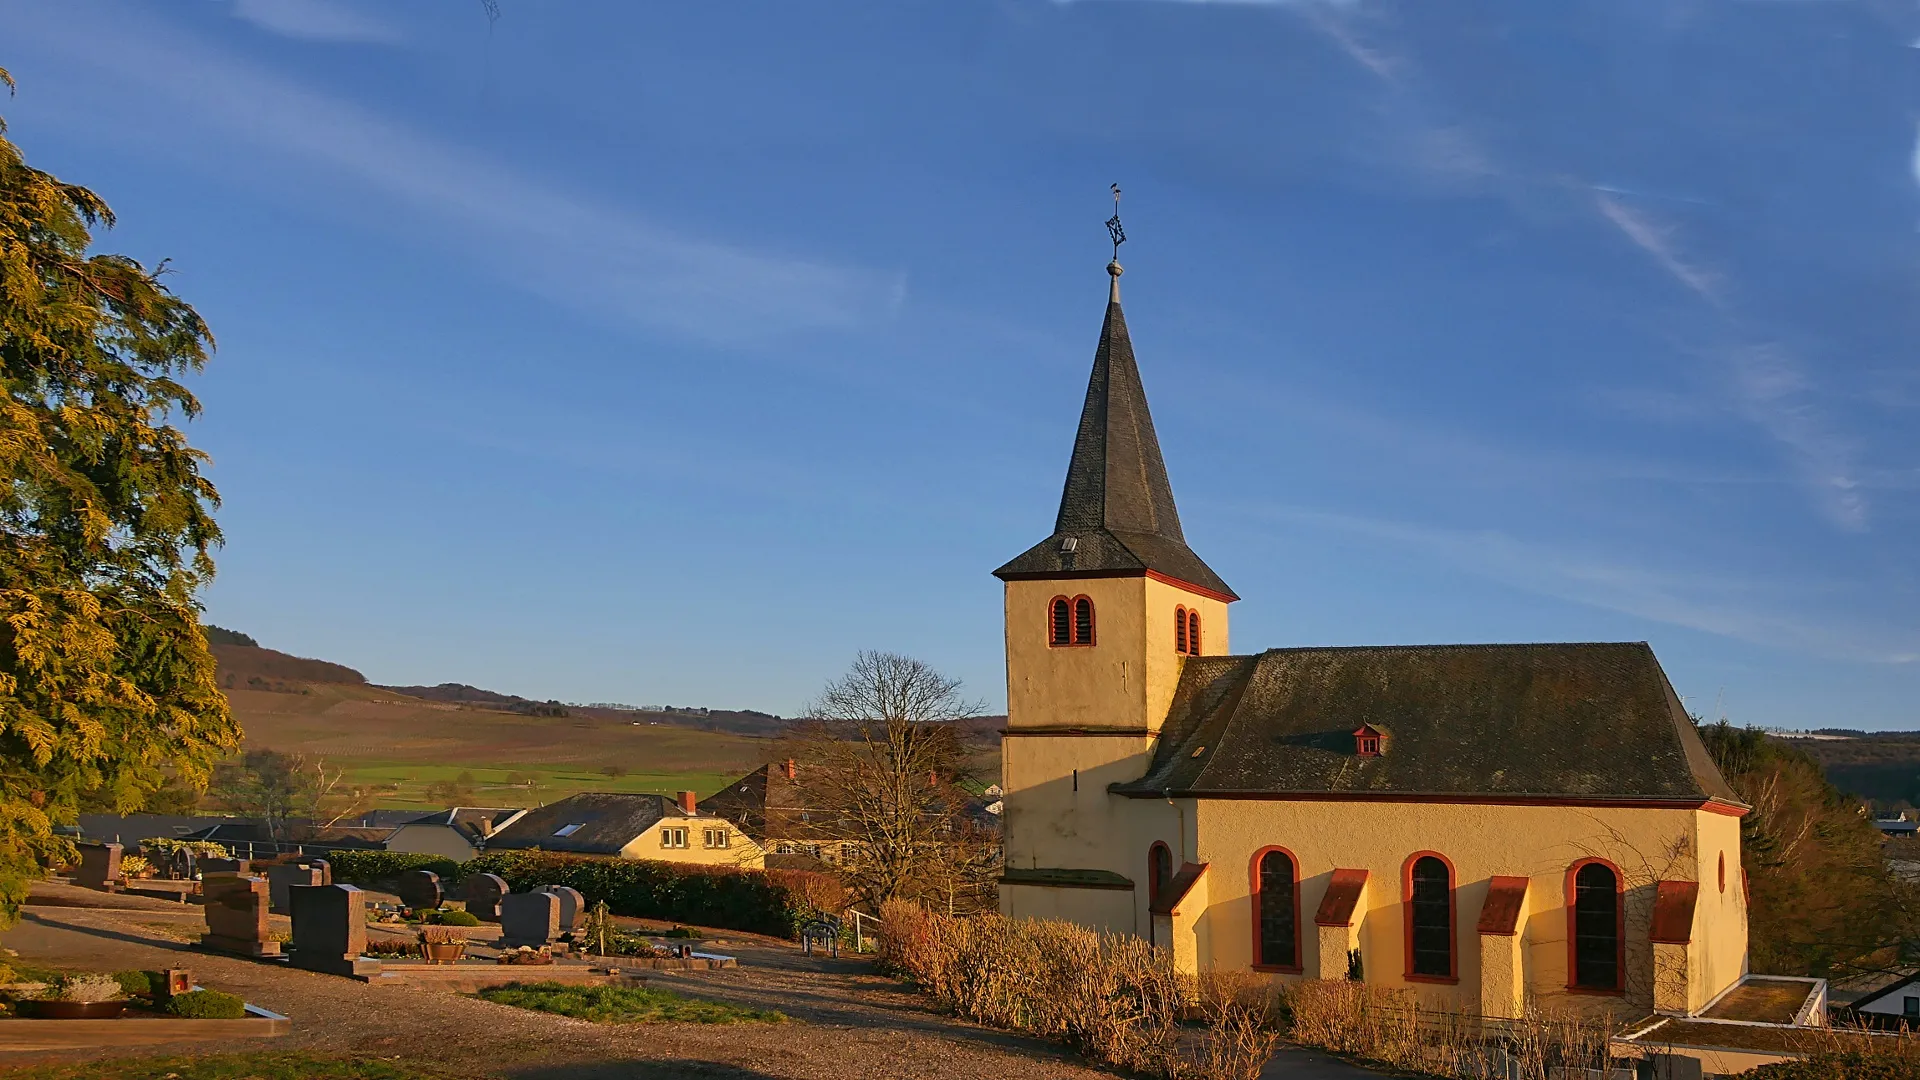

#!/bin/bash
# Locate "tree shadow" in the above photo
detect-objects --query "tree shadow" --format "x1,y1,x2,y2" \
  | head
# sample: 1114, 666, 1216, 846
19, 910, 202, 955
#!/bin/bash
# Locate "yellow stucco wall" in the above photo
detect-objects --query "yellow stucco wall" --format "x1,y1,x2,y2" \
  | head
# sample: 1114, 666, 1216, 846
1003, 576, 1229, 737
1004, 882, 1136, 933
1189, 799, 1746, 1017
1690, 809, 1748, 1012
616, 815, 766, 869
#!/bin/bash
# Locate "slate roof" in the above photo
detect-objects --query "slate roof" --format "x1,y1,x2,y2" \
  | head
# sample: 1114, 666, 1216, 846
1112, 642, 1741, 805
994, 287, 1235, 599
701, 764, 825, 844
396, 807, 528, 845
487, 793, 713, 856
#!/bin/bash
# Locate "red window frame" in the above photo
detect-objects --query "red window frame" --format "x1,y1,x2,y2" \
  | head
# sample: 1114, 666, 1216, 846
1402, 851, 1458, 984
1249, 845, 1302, 973
1175, 606, 1188, 654
1565, 857, 1626, 994
1047, 595, 1096, 647
1188, 610, 1201, 655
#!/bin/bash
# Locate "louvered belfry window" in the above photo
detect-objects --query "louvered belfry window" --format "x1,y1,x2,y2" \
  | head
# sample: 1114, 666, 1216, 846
1050, 597, 1073, 645
1074, 597, 1094, 644
1175, 607, 1189, 653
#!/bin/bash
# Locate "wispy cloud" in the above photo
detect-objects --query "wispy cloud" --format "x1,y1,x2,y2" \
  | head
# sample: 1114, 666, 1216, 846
15, 4, 900, 345
1593, 192, 1724, 306
1592, 190, 1866, 530
1240, 502, 1919, 663
229, 0, 400, 44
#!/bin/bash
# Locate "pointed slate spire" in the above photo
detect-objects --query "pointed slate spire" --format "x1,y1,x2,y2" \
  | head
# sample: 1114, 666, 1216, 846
994, 263, 1236, 600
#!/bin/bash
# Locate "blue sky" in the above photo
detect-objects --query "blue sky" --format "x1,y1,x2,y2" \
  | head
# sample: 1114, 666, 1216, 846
4, 0, 1916, 727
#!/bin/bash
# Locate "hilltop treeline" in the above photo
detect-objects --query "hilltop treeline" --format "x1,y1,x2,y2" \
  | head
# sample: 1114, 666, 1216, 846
1700, 721, 1917, 980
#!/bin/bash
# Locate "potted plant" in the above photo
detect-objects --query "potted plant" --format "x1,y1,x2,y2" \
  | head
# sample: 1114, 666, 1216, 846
18, 973, 126, 1019
419, 925, 467, 965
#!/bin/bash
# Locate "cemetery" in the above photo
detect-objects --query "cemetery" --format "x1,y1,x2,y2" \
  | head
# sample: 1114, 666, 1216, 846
0, 962, 287, 1052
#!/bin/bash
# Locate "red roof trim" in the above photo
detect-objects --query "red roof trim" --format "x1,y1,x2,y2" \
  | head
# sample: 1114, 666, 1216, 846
1119, 790, 1748, 815
1477, 875, 1529, 936
1314, 867, 1369, 928
1650, 879, 1700, 945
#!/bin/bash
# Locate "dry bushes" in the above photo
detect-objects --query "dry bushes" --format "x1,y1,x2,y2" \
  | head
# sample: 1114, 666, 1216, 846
877, 902, 1274, 1080
1284, 979, 1614, 1079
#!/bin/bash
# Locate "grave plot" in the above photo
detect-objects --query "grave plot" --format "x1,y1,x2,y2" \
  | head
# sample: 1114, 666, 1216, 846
0, 965, 288, 1052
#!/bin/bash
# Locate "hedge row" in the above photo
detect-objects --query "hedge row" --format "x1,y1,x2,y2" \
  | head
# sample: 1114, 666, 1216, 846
327, 849, 839, 939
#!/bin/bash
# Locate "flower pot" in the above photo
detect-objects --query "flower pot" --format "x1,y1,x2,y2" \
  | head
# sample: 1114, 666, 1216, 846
422, 941, 466, 965
17, 1000, 126, 1019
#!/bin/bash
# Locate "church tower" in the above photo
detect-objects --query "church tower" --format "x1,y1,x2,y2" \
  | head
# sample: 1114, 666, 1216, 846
993, 250, 1236, 932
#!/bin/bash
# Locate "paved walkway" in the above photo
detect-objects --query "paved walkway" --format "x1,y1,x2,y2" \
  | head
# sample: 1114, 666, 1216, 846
1, 886, 1381, 1080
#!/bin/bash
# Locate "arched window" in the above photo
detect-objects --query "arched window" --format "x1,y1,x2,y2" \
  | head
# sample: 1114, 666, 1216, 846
1074, 597, 1095, 644
1188, 610, 1201, 654
1568, 859, 1622, 992
1148, 842, 1173, 908
1175, 606, 1188, 654
1049, 597, 1072, 646
1251, 847, 1300, 971
1404, 853, 1455, 981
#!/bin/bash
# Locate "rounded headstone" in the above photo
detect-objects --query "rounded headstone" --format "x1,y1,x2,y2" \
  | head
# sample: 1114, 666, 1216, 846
465, 872, 508, 921
398, 869, 443, 911
169, 847, 196, 881
538, 886, 585, 933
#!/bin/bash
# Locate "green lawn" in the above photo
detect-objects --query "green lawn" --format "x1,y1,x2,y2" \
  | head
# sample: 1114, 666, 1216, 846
474, 981, 787, 1024
336, 760, 742, 810
0, 1053, 451, 1080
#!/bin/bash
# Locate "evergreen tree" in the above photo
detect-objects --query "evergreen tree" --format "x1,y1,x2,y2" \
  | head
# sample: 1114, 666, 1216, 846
0, 69, 237, 921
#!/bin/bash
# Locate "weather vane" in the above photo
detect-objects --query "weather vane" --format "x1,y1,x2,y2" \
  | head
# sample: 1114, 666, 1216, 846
1106, 183, 1126, 262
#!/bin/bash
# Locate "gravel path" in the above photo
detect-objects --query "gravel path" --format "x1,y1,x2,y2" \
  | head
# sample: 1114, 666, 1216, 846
1, 885, 1375, 1080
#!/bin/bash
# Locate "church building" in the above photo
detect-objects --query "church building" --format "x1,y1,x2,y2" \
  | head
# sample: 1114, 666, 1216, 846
994, 254, 1752, 1020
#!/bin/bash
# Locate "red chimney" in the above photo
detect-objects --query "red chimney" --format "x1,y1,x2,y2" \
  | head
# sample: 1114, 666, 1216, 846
677, 790, 697, 814
783, 759, 796, 781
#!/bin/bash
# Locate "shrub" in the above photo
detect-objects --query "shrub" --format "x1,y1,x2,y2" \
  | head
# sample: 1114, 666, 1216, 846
464, 851, 835, 939
117, 854, 151, 877
326, 851, 461, 888
44, 974, 123, 1003
112, 970, 155, 997
139, 838, 230, 860
165, 989, 247, 1019
425, 908, 480, 927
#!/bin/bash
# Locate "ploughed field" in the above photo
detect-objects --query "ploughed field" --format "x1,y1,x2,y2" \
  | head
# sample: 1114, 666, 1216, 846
227, 682, 769, 807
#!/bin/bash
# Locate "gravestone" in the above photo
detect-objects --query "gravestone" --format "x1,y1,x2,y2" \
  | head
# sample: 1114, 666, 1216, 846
398, 869, 443, 911
74, 841, 123, 892
201, 874, 280, 957
287, 883, 379, 977
538, 886, 585, 934
166, 847, 196, 882
464, 872, 507, 922
310, 858, 333, 886
266, 861, 326, 913
499, 890, 561, 948
202, 857, 248, 876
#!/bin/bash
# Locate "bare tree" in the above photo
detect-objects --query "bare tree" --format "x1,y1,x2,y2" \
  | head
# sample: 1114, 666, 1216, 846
786, 651, 994, 910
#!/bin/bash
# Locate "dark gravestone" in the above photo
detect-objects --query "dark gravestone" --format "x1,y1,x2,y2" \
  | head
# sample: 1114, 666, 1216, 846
201, 874, 279, 957
464, 873, 507, 922
500, 891, 561, 948
202, 857, 249, 876
288, 883, 379, 977
398, 869, 443, 911
266, 862, 326, 913
538, 886, 585, 934
75, 842, 123, 892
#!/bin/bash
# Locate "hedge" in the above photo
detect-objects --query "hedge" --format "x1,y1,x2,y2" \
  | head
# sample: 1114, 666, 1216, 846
327, 849, 840, 939
325, 851, 462, 888
465, 851, 837, 939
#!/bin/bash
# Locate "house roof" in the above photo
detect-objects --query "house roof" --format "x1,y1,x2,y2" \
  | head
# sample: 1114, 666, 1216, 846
395, 807, 528, 845
993, 280, 1235, 600
702, 764, 843, 843
486, 793, 714, 855
1112, 642, 1742, 806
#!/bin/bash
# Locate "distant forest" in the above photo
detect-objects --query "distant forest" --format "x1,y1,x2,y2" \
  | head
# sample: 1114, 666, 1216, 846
1789, 733, 1920, 809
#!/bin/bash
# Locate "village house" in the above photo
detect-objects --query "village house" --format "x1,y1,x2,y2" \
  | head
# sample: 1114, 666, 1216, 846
485, 791, 765, 869
702, 760, 851, 867
382, 806, 527, 861
993, 256, 1754, 1021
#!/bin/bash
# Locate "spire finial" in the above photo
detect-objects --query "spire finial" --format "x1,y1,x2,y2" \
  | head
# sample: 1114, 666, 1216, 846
1106, 183, 1126, 303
